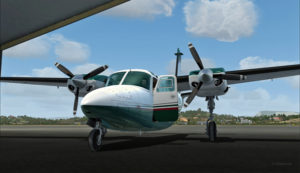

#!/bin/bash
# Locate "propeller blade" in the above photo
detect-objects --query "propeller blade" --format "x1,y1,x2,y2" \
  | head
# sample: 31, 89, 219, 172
73, 88, 79, 116
188, 43, 204, 70
213, 74, 246, 80
55, 62, 74, 78
83, 65, 108, 80
184, 82, 203, 107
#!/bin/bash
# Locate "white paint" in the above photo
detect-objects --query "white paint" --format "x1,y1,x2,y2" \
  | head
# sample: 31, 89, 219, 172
81, 85, 153, 108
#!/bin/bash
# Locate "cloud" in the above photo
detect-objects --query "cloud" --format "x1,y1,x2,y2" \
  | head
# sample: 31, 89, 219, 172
167, 58, 215, 75
239, 56, 299, 88
104, 0, 175, 18
32, 67, 65, 77
183, 0, 257, 42
1, 83, 75, 117
3, 34, 90, 63
183, 87, 299, 116
1, 63, 114, 117
50, 34, 90, 63
239, 56, 298, 69
286, 76, 300, 89
3, 36, 51, 58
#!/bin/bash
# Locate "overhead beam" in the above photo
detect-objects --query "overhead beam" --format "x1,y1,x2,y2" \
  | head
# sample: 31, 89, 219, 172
0, 0, 129, 50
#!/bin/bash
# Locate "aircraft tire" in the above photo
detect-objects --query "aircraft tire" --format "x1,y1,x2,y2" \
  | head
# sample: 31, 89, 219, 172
88, 129, 103, 152
208, 121, 217, 142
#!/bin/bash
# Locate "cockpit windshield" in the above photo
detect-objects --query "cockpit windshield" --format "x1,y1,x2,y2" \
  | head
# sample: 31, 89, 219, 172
122, 71, 151, 90
106, 72, 126, 86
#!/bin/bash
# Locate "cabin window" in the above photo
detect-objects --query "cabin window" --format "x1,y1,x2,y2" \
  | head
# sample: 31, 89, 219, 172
122, 71, 151, 90
106, 72, 126, 86
156, 77, 174, 92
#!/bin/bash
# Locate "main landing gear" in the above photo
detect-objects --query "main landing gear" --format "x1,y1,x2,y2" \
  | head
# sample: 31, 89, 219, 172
206, 96, 217, 142
88, 120, 107, 152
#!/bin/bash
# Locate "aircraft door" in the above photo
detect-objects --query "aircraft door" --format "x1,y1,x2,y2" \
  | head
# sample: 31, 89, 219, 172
153, 75, 179, 121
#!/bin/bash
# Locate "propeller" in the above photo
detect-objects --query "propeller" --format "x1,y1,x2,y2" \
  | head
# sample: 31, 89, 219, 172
184, 43, 245, 107
83, 65, 108, 80
55, 63, 74, 78
184, 81, 203, 107
188, 43, 204, 70
73, 87, 79, 115
55, 62, 108, 115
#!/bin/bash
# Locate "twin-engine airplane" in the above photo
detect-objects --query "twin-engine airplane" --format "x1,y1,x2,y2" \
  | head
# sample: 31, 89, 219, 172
1, 43, 300, 151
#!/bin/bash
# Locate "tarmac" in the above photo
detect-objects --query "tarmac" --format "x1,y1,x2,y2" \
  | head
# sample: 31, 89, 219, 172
1, 125, 300, 173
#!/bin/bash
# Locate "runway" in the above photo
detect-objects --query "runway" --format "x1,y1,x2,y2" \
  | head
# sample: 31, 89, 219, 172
1, 125, 300, 173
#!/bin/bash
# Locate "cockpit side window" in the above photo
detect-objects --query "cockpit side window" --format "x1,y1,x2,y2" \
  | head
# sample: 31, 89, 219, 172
122, 71, 151, 90
106, 72, 126, 86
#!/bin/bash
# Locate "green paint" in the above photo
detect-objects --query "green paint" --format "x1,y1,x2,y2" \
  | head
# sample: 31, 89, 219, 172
153, 109, 178, 122
189, 68, 225, 75
87, 75, 108, 82
81, 105, 173, 131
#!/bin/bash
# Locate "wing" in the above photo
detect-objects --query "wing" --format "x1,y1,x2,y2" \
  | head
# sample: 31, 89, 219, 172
177, 64, 300, 91
0, 77, 68, 87
226, 64, 300, 85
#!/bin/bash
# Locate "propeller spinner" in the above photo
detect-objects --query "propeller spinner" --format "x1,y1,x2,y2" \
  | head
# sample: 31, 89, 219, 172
55, 62, 108, 115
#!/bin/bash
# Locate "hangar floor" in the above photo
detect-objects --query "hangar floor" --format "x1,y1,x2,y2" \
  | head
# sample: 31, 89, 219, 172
1, 125, 299, 173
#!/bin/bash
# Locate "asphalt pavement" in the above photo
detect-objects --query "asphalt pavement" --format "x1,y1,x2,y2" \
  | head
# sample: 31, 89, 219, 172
1, 125, 299, 173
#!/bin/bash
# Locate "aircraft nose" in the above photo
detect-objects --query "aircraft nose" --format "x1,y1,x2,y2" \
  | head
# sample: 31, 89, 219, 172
80, 87, 112, 117
80, 85, 153, 119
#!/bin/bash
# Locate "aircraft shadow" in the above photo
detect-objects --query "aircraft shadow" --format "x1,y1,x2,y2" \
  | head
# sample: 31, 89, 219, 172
101, 134, 188, 151
101, 134, 300, 151
184, 136, 300, 143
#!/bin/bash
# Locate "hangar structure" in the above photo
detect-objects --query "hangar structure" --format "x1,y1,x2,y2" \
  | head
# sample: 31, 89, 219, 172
0, 0, 129, 75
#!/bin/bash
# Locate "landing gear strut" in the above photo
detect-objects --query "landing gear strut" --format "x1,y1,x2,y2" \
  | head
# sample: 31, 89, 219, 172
88, 121, 106, 151
206, 96, 217, 142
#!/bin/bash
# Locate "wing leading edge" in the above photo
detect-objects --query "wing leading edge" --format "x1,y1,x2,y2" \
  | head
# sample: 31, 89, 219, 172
177, 64, 300, 91
0, 77, 68, 87
226, 64, 300, 85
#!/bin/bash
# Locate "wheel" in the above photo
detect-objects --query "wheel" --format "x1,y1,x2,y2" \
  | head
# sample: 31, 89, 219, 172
208, 121, 217, 142
88, 129, 103, 152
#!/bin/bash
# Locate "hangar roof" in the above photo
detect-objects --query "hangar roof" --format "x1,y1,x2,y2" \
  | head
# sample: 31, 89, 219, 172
0, 0, 128, 50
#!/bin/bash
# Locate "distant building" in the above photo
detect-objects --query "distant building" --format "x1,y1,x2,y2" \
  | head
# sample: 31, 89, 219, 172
256, 111, 299, 116
272, 117, 282, 121
240, 118, 252, 124
178, 117, 188, 125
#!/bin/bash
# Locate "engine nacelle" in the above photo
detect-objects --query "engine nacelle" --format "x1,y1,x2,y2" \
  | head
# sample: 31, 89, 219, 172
67, 75, 106, 97
188, 74, 228, 97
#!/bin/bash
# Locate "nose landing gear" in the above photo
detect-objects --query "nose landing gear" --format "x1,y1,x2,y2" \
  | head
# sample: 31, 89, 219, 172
206, 96, 217, 142
88, 121, 106, 152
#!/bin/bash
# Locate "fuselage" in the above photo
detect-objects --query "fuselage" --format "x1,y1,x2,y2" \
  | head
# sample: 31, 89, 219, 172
81, 69, 177, 131
81, 68, 228, 131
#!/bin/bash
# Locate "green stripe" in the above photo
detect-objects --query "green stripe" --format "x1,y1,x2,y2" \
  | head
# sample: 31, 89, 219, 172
189, 67, 225, 75
154, 103, 178, 108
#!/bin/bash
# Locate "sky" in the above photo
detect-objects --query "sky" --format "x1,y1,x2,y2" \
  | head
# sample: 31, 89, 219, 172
1, 0, 299, 118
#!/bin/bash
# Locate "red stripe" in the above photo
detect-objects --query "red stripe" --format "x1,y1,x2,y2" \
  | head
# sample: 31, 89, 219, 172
153, 107, 178, 111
